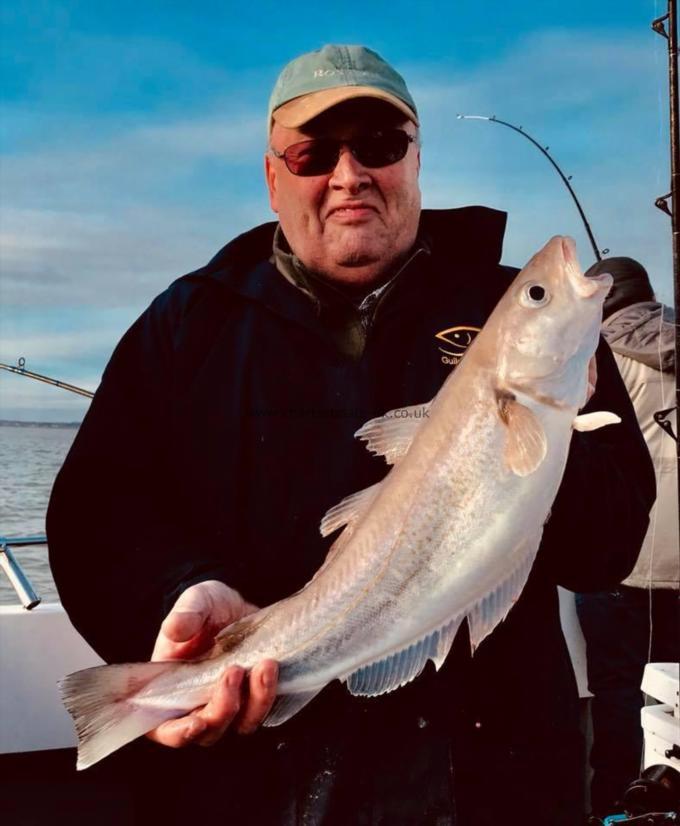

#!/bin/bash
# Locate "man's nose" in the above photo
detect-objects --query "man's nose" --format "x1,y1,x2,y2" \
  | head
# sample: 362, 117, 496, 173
328, 147, 371, 192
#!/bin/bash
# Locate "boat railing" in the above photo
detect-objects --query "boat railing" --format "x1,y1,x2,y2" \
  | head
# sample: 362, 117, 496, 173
0, 534, 45, 610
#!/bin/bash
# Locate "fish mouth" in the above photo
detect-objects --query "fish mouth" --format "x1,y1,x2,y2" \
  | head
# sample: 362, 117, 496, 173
560, 236, 612, 299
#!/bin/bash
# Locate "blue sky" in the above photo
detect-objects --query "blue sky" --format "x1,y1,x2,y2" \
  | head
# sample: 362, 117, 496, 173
0, 0, 673, 420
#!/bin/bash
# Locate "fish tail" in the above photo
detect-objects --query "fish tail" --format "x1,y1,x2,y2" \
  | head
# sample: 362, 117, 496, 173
59, 660, 182, 770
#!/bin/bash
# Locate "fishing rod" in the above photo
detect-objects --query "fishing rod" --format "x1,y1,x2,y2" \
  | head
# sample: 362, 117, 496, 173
456, 114, 608, 263
0, 358, 94, 399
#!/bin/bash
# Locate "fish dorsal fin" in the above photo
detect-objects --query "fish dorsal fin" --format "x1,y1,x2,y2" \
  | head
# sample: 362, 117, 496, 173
466, 538, 539, 652
344, 616, 463, 697
496, 391, 547, 477
354, 402, 432, 465
320, 482, 382, 538
572, 411, 621, 431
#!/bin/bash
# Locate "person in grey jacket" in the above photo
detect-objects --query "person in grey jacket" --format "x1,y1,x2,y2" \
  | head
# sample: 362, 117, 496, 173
576, 256, 679, 819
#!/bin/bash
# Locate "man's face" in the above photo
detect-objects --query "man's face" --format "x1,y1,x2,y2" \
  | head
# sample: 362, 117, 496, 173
265, 100, 421, 288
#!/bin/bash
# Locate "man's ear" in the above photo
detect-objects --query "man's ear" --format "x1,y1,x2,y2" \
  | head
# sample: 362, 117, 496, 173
265, 154, 279, 213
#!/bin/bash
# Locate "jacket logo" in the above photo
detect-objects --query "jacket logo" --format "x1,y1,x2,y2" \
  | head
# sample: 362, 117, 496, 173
435, 325, 480, 366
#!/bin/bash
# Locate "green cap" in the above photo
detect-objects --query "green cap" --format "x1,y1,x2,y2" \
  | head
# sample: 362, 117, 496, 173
268, 45, 418, 134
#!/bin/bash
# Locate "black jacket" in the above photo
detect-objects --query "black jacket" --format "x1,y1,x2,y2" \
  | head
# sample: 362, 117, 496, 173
47, 207, 655, 825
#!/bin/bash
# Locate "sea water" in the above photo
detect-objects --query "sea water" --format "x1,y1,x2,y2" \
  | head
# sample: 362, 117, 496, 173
0, 422, 78, 604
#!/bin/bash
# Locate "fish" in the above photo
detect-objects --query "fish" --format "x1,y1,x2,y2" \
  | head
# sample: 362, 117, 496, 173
60, 235, 619, 770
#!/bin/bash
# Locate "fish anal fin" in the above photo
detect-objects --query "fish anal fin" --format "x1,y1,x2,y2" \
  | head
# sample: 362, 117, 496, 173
345, 617, 463, 698
354, 402, 432, 465
467, 542, 539, 653
263, 688, 322, 727
432, 617, 464, 671
496, 391, 547, 477
573, 411, 621, 431
320, 481, 382, 538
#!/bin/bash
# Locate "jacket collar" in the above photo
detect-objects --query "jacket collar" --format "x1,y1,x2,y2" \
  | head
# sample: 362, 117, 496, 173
202, 207, 508, 338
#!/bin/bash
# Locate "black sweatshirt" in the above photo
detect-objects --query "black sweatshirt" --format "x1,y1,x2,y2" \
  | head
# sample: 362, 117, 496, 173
47, 207, 655, 825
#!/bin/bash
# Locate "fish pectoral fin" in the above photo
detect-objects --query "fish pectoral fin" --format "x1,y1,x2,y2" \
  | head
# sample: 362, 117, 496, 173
263, 687, 323, 727
572, 411, 621, 431
354, 401, 433, 465
467, 537, 540, 652
496, 391, 547, 477
344, 616, 464, 698
320, 481, 382, 538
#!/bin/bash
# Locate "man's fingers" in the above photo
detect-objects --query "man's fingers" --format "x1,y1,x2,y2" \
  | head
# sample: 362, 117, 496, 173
147, 667, 245, 748
145, 661, 277, 749
194, 667, 245, 747
146, 713, 208, 748
236, 659, 279, 735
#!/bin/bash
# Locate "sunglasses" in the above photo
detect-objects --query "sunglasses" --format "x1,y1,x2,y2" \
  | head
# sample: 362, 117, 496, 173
269, 129, 417, 177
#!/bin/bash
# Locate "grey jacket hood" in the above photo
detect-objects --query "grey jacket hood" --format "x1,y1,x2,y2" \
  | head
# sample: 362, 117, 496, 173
602, 301, 675, 373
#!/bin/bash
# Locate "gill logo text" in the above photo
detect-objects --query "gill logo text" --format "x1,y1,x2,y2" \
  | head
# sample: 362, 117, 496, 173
435, 325, 481, 366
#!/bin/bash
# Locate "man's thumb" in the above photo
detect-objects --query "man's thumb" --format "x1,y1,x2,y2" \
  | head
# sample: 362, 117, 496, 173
161, 586, 212, 642
161, 609, 205, 643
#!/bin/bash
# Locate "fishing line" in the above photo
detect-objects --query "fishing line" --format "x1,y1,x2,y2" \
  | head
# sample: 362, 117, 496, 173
645, 303, 670, 671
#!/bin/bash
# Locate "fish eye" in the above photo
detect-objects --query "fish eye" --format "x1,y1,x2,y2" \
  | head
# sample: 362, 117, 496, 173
520, 282, 551, 308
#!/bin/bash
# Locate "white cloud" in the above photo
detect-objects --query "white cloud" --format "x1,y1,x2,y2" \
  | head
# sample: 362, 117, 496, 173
0, 326, 121, 366
0, 101, 274, 310
0, 200, 271, 308
134, 113, 267, 158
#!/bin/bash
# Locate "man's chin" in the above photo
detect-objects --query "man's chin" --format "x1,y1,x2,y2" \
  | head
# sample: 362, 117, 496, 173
331, 238, 384, 268
336, 252, 380, 268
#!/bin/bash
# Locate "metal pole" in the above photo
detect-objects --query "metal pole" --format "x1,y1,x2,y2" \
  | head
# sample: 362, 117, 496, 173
669, 0, 680, 589
0, 540, 41, 610
652, 0, 679, 565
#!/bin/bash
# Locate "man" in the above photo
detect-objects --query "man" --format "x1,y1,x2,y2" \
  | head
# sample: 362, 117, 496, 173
48, 45, 655, 825
576, 257, 678, 820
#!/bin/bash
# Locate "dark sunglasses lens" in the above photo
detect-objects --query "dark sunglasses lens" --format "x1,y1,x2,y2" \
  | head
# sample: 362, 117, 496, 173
354, 131, 410, 167
285, 139, 339, 176
282, 131, 412, 176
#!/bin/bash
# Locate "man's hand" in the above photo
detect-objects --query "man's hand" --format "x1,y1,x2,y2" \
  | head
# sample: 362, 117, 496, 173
147, 580, 279, 748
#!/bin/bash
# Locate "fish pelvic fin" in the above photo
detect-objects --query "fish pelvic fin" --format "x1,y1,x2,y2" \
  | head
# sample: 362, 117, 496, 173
60, 661, 183, 770
354, 401, 432, 465
572, 411, 621, 431
496, 390, 547, 477
344, 616, 464, 698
